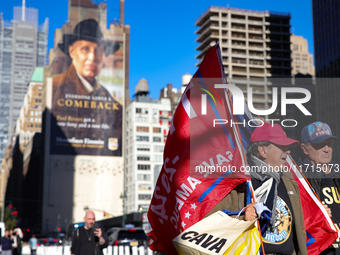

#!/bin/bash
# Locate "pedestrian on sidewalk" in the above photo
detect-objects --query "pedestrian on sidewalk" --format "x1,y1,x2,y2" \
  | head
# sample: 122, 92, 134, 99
1, 230, 14, 255
28, 235, 38, 255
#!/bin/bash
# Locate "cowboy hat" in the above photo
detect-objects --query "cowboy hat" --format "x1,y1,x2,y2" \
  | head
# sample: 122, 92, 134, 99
58, 19, 119, 57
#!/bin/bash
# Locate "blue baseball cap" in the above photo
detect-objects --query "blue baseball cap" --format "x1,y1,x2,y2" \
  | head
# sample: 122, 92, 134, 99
301, 121, 339, 144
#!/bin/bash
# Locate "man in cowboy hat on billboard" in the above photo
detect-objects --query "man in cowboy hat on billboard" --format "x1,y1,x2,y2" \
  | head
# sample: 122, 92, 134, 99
51, 18, 122, 156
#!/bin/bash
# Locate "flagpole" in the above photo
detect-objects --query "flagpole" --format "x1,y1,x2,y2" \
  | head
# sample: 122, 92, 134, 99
217, 43, 266, 254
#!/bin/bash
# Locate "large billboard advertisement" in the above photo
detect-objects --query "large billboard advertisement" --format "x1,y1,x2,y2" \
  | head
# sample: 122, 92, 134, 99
50, 18, 123, 156
42, 1, 126, 231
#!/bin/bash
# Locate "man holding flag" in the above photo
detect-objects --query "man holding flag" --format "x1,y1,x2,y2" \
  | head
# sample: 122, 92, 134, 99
147, 43, 249, 254
207, 122, 308, 254
147, 44, 338, 255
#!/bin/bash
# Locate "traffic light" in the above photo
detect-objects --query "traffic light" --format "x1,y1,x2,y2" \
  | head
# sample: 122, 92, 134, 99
58, 227, 61, 232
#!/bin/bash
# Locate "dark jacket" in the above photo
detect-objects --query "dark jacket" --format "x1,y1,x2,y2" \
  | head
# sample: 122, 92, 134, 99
71, 226, 109, 255
13, 234, 22, 255
1, 236, 14, 251
206, 176, 308, 255
298, 157, 340, 198
51, 64, 122, 156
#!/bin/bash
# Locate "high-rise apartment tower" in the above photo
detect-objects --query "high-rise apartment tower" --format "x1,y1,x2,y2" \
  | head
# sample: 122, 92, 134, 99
195, 6, 292, 111
0, 2, 48, 163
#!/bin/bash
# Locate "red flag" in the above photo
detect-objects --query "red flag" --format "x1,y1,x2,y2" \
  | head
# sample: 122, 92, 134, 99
147, 44, 248, 254
287, 157, 339, 255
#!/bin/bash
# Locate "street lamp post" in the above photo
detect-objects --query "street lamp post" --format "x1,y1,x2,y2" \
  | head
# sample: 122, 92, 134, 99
120, 192, 127, 227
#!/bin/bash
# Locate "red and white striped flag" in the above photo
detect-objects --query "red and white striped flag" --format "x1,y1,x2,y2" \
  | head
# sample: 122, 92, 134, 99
147, 44, 249, 254
147, 43, 339, 255
287, 156, 339, 255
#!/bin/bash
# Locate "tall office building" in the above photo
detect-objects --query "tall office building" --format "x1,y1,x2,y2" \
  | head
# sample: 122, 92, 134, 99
195, 6, 292, 111
290, 34, 315, 76
312, 0, 340, 161
313, 0, 340, 78
125, 79, 171, 213
0, 68, 44, 235
14, 67, 43, 153
0, 3, 48, 163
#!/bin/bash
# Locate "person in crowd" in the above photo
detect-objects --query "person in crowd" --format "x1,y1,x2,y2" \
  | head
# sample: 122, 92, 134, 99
28, 235, 38, 255
1, 230, 14, 255
207, 123, 308, 254
71, 211, 108, 255
11, 228, 22, 255
298, 121, 340, 254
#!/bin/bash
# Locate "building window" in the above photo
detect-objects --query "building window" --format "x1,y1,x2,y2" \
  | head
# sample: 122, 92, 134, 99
138, 194, 152, 200
135, 117, 149, 123
137, 144, 150, 151
138, 184, 152, 191
136, 126, 149, 132
136, 136, 149, 142
137, 174, 151, 181
138, 164, 151, 170
153, 127, 161, 133
137, 155, 150, 161
154, 145, 164, 152
173, 96, 180, 103
153, 137, 162, 142
136, 108, 148, 114
153, 155, 163, 162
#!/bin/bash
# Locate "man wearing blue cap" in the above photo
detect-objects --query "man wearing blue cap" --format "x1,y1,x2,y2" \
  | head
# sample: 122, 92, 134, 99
299, 121, 340, 255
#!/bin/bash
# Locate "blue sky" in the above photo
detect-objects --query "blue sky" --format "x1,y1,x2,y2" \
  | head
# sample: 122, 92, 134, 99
1, 0, 313, 99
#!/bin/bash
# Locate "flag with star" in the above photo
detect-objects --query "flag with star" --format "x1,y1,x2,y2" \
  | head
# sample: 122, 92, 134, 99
147, 44, 250, 254
286, 156, 340, 255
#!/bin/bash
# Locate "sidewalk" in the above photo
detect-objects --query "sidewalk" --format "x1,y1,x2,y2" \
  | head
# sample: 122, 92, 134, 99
22, 245, 154, 255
